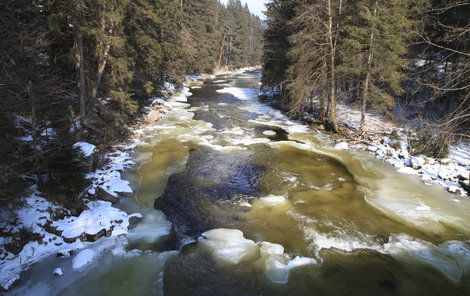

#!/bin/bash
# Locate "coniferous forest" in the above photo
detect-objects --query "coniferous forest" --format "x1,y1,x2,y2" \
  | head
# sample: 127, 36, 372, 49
0, 0, 263, 204
262, 0, 469, 142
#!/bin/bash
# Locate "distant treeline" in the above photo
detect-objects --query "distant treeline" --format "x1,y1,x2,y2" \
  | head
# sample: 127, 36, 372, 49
0, 0, 263, 204
262, 0, 469, 139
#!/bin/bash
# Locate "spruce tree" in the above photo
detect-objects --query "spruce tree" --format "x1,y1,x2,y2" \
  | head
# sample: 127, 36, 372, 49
339, 0, 413, 134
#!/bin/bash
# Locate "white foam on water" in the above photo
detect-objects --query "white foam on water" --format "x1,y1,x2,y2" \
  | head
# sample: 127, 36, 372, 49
259, 195, 288, 205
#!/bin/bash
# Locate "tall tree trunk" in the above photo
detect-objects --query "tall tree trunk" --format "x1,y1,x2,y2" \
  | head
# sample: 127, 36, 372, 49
74, 21, 86, 125
360, 0, 379, 135
326, 0, 338, 132
89, 44, 110, 101
217, 32, 227, 69
87, 23, 114, 115
320, 61, 328, 122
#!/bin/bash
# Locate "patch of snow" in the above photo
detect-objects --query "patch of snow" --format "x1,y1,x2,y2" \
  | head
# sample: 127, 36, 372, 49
72, 249, 96, 270
334, 142, 349, 150
73, 142, 96, 157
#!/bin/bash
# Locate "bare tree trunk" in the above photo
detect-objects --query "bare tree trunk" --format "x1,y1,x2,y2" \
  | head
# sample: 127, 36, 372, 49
90, 44, 110, 101
87, 23, 114, 115
360, 0, 379, 135
326, 0, 338, 132
320, 61, 328, 122
27, 81, 43, 189
217, 32, 227, 69
74, 21, 87, 125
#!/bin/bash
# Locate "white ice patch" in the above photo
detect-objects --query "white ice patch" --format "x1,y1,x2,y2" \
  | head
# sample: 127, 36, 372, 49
53, 268, 63, 276
216, 87, 258, 100
198, 229, 258, 265
127, 211, 171, 243
334, 142, 349, 150
384, 234, 470, 283
263, 130, 277, 136
259, 195, 288, 205
72, 249, 96, 270
198, 229, 316, 284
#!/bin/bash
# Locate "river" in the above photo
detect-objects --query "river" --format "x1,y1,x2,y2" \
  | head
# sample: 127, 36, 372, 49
10, 70, 470, 295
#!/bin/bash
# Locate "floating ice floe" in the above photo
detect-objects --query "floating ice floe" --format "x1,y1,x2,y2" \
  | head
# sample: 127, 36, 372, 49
198, 229, 258, 265
263, 130, 277, 136
198, 229, 316, 284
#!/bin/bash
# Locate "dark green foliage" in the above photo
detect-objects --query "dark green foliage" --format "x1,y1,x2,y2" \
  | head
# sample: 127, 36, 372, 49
0, 0, 263, 205
182, 0, 263, 73
411, 131, 450, 159
262, 0, 297, 88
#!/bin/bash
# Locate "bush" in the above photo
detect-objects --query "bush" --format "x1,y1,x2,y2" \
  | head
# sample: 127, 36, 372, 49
410, 131, 449, 159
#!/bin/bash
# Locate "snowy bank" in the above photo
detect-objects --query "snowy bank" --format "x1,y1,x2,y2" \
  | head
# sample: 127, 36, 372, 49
0, 190, 141, 290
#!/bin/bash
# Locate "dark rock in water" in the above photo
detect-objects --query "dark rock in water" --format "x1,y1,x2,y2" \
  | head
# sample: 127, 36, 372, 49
96, 186, 120, 204
154, 147, 265, 240
128, 215, 142, 229
84, 228, 106, 242
459, 180, 470, 196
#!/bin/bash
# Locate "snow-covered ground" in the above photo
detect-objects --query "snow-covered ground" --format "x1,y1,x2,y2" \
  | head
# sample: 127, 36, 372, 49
0, 85, 179, 291
330, 102, 470, 196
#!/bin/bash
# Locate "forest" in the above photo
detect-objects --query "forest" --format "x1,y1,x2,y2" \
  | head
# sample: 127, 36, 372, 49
262, 0, 468, 149
0, 0, 263, 205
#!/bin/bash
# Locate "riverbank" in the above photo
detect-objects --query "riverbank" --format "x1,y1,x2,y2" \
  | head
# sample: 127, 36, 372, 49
0, 67, 260, 291
260, 90, 469, 197
2, 68, 469, 294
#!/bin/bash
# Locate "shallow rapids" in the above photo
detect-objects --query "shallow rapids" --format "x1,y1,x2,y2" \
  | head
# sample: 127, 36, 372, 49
137, 70, 470, 295
10, 70, 470, 295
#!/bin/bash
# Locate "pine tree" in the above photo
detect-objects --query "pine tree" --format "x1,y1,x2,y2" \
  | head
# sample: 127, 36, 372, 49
262, 0, 297, 89
339, 0, 413, 134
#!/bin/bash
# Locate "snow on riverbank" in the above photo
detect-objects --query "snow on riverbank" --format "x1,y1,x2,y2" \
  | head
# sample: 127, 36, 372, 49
1, 67, 259, 291
358, 134, 469, 196
334, 127, 470, 196
0, 80, 183, 291
314, 100, 470, 196
0, 189, 141, 290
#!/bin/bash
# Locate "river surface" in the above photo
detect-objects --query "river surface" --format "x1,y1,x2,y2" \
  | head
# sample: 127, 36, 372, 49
10, 70, 470, 295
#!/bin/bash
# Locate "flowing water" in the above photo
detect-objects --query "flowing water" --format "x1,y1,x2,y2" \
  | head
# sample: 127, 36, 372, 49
11, 70, 470, 295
